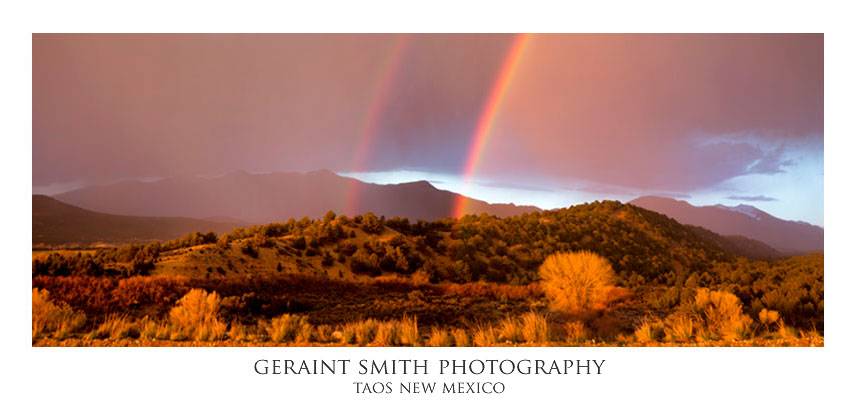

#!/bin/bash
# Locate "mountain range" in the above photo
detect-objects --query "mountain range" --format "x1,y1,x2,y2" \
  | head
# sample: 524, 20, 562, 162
37, 171, 822, 255
52, 170, 539, 225
629, 196, 823, 254
33, 195, 242, 246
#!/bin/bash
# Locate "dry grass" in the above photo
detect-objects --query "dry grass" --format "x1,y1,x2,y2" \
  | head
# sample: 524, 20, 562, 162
31, 276, 814, 347
228, 319, 250, 342
266, 313, 311, 343
777, 320, 799, 339
33, 307, 816, 347
397, 315, 420, 346
314, 325, 334, 343
564, 321, 589, 344
168, 289, 227, 341
472, 324, 499, 347
634, 320, 665, 344
32, 288, 86, 340
665, 314, 695, 343
353, 319, 379, 345
451, 328, 470, 347
427, 327, 452, 347
90, 315, 138, 340
521, 312, 550, 343
498, 315, 524, 343
372, 321, 398, 346
694, 288, 754, 340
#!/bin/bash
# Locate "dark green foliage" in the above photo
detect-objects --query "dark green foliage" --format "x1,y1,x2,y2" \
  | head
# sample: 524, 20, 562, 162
350, 248, 381, 276
360, 212, 384, 234
240, 242, 259, 258
337, 240, 358, 256
291, 236, 307, 250
321, 250, 335, 267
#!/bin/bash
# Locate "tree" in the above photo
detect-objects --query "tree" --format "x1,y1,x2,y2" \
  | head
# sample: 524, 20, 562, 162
361, 212, 384, 234
538, 251, 616, 311
324, 210, 337, 223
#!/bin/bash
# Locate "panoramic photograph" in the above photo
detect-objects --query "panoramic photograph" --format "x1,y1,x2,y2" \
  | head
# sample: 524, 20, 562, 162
32, 33, 823, 347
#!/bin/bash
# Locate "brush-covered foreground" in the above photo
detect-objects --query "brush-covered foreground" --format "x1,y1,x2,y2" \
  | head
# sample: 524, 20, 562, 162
32, 273, 821, 347
32, 201, 823, 347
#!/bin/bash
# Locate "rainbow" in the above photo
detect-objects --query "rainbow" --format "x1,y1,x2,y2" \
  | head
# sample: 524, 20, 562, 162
344, 35, 411, 215
453, 33, 531, 218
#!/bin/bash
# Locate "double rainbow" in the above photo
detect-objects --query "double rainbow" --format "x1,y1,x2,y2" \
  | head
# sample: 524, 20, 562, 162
453, 33, 531, 218
344, 35, 411, 215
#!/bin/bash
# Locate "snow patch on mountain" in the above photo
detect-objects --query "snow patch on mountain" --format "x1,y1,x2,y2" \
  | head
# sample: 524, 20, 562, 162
714, 204, 762, 220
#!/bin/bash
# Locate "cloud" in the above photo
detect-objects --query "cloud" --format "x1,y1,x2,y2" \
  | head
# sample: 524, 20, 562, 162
574, 183, 635, 196
33, 34, 822, 198
476, 180, 555, 192
727, 195, 778, 202
746, 145, 796, 175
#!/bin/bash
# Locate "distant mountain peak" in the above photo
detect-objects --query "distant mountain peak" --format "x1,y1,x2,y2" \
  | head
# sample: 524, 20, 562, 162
397, 180, 438, 190
714, 203, 762, 220
629, 195, 822, 254
53, 170, 538, 224
305, 169, 338, 177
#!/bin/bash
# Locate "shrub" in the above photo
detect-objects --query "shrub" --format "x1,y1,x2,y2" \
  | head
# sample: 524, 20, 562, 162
291, 236, 307, 250
564, 321, 589, 344
267, 313, 311, 343
321, 250, 335, 266
341, 323, 358, 344
693, 288, 753, 340
240, 242, 259, 258
138, 316, 163, 340
227, 320, 249, 342
633, 321, 665, 344
473, 324, 498, 347
314, 325, 334, 343
427, 328, 451, 347
373, 322, 399, 346
361, 213, 384, 234
354, 319, 380, 345
538, 251, 616, 311
665, 313, 695, 343
91, 315, 139, 340
758, 308, 780, 327
498, 316, 524, 343
397, 315, 420, 346
520, 312, 550, 343
451, 328, 470, 347
777, 321, 799, 339
350, 249, 381, 276
169, 289, 226, 342
32, 288, 86, 340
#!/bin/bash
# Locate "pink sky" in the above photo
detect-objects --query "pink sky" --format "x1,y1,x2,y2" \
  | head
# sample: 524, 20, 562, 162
33, 34, 823, 224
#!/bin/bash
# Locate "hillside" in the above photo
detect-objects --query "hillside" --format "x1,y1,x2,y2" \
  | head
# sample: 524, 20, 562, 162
629, 196, 823, 254
33, 195, 242, 246
52, 170, 540, 224
34, 200, 778, 284
33, 199, 824, 336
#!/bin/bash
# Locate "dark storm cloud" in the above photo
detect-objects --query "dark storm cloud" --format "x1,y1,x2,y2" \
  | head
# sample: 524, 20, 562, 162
33, 34, 514, 186
477, 34, 822, 192
34, 34, 822, 196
